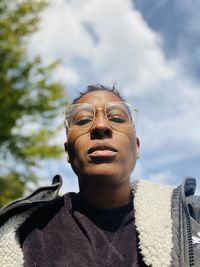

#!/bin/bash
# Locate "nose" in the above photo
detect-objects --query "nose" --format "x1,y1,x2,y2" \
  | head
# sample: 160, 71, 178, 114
90, 116, 112, 139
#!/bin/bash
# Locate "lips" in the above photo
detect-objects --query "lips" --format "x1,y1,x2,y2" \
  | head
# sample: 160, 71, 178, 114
87, 142, 118, 157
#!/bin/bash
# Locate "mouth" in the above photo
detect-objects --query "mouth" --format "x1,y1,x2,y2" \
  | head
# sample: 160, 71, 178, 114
87, 142, 118, 157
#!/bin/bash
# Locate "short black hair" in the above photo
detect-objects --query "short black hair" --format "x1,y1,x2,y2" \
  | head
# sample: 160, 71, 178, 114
72, 84, 125, 104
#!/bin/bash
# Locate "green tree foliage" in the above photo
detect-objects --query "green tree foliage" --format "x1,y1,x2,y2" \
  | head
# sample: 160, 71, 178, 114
0, 0, 67, 207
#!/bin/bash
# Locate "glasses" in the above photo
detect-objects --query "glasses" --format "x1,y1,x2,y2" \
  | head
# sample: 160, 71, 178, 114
64, 101, 138, 132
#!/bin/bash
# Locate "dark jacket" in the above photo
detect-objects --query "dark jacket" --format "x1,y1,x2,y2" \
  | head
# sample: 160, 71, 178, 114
0, 175, 199, 267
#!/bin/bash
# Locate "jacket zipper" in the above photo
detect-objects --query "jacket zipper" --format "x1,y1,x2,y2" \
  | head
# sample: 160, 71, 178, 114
184, 203, 194, 266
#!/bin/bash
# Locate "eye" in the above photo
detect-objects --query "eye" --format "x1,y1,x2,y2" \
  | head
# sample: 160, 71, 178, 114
75, 117, 93, 126
108, 115, 126, 123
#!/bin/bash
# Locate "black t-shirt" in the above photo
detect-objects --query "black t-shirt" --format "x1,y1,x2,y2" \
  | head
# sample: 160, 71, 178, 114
20, 193, 146, 267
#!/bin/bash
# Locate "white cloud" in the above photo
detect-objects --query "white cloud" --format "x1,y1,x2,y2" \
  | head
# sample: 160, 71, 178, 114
139, 77, 200, 166
54, 65, 79, 86
83, 0, 174, 93
29, 0, 174, 94
30, 0, 94, 62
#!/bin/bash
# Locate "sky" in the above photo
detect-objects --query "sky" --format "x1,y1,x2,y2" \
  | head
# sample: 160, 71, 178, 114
28, 0, 200, 193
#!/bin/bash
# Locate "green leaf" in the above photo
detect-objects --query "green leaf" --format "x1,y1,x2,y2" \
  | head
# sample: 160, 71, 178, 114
0, 0, 67, 207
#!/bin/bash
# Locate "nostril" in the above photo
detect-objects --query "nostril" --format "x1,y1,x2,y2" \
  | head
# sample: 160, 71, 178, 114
90, 127, 112, 139
104, 129, 112, 136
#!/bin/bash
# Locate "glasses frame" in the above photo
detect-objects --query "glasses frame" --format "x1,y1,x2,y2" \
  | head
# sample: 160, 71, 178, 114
64, 101, 139, 132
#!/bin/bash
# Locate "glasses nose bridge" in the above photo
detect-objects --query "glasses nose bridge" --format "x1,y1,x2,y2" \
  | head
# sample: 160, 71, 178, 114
95, 106, 106, 118
92, 106, 109, 126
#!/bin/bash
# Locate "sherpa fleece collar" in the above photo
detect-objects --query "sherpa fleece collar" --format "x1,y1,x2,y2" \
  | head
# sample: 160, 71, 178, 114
134, 180, 175, 267
0, 208, 36, 267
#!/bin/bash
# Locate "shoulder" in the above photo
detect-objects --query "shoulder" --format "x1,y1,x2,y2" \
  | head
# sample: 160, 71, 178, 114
0, 175, 64, 227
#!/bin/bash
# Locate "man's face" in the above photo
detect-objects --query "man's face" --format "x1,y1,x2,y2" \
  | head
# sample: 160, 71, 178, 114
65, 91, 140, 186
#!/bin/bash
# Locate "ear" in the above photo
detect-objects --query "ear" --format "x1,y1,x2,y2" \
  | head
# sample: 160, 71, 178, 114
136, 137, 140, 159
64, 142, 70, 163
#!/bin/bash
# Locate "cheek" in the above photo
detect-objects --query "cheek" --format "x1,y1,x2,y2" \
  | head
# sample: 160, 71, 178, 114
119, 132, 137, 165
118, 129, 137, 151
68, 135, 89, 165
74, 141, 86, 161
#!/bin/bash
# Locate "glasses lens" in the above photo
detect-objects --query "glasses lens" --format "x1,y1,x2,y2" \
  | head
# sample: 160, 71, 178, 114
106, 102, 137, 129
65, 102, 138, 132
65, 103, 94, 130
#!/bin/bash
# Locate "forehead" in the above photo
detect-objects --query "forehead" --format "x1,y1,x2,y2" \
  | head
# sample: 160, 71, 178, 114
76, 91, 122, 107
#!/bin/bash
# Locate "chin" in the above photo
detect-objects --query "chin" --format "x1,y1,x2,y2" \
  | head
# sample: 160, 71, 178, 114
78, 166, 128, 186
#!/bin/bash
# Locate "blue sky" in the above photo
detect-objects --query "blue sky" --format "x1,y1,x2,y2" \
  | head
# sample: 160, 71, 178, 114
28, 0, 200, 193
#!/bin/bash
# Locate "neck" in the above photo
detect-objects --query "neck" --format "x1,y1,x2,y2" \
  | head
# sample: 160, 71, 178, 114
79, 180, 131, 210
